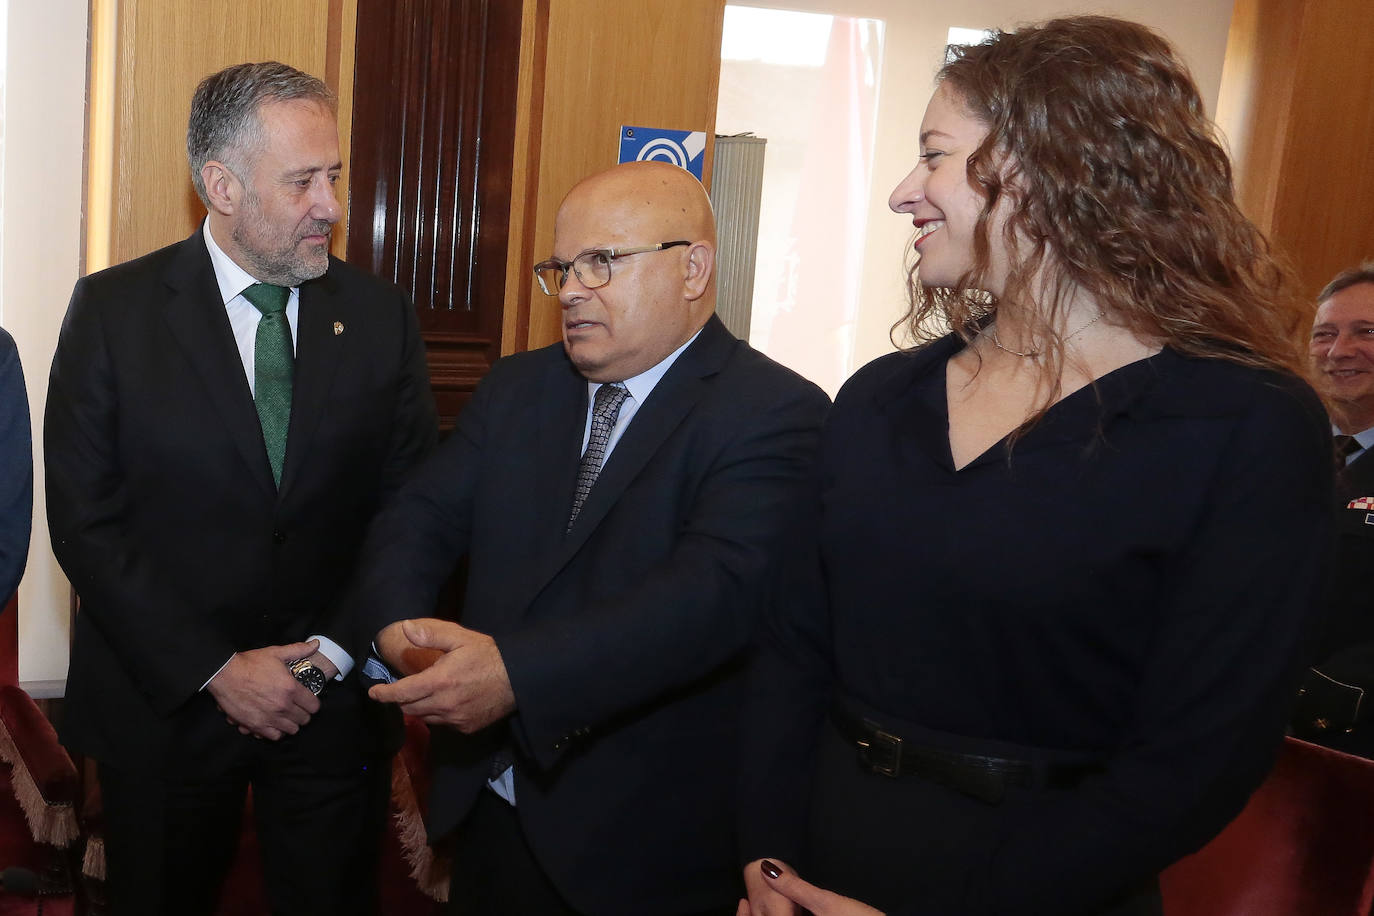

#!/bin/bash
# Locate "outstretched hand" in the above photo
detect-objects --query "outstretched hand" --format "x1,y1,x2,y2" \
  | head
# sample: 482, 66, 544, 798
207, 640, 322, 740
368, 619, 515, 732
739, 859, 884, 916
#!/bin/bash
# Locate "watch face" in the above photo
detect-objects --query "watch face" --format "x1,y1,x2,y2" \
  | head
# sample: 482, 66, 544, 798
291, 661, 327, 696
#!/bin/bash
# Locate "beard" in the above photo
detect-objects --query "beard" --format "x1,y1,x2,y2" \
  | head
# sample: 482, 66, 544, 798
231, 193, 332, 287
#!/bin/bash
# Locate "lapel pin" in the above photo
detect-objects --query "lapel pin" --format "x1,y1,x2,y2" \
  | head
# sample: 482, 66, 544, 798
1348, 496, 1374, 510
333, 321, 344, 336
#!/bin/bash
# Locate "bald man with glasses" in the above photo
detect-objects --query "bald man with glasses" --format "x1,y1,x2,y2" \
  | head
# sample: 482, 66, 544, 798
345, 161, 829, 915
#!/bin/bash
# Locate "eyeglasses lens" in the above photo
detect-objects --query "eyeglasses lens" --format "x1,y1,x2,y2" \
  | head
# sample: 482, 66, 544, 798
534, 265, 564, 296
573, 251, 612, 290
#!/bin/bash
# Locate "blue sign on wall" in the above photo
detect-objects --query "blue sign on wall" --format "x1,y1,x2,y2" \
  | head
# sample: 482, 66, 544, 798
618, 126, 708, 181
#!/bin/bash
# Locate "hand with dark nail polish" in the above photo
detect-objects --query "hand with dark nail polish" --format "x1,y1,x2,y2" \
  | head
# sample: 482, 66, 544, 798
743, 857, 884, 916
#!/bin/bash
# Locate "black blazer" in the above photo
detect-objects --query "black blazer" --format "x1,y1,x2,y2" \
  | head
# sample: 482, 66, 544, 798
348, 316, 829, 915
45, 229, 436, 776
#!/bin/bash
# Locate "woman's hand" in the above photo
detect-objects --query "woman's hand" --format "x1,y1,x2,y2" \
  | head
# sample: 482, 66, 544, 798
741, 858, 800, 916
739, 859, 884, 916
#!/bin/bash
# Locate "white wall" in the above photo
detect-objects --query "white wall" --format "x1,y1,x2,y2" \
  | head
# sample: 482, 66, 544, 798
4, 0, 87, 692
730, 0, 1236, 376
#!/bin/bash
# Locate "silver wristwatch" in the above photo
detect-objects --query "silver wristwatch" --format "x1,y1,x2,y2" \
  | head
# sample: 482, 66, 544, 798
288, 658, 327, 696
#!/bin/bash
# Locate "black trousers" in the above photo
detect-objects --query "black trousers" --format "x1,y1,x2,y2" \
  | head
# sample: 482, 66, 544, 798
446, 790, 739, 916
98, 752, 391, 916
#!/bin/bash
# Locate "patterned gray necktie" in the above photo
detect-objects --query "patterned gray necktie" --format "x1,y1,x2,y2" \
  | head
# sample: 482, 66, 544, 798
568, 382, 629, 529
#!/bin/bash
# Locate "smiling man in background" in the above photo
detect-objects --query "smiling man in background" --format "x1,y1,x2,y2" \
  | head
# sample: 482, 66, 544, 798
1295, 263, 1374, 756
44, 62, 435, 914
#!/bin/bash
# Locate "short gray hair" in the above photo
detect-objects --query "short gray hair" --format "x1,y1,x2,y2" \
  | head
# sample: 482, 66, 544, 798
1319, 262, 1374, 304
187, 61, 336, 206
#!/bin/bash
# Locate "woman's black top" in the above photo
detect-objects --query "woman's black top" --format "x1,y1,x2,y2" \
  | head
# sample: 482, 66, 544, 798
741, 333, 1332, 914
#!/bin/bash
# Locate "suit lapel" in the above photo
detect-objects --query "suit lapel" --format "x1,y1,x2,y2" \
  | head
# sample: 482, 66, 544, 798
531, 353, 589, 559
159, 232, 277, 497
280, 269, 351, 498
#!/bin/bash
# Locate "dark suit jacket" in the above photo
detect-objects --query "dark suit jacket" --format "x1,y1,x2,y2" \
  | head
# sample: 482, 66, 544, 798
1299, 446, 1374, 755
0, 327, 31, 601
348, 315, 828, 915
45, 228, 436, 777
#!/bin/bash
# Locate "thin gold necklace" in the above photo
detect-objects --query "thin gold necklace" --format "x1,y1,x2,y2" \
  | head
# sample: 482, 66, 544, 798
986, 311, 1104, 358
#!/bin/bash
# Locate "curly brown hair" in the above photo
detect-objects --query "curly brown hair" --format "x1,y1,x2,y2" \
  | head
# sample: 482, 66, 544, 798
897, 15, 1306, 383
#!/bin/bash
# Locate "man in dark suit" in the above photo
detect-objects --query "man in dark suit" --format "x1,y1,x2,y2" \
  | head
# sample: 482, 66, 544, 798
349, 160, 829, 915
44, 62, 436, 914
1296, 263, 1374, 756
0, 327, 30, 601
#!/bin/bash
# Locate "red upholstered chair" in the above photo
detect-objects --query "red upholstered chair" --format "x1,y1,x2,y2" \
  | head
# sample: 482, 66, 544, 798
0, 684, 79, 915
1160, 736, 1374, 915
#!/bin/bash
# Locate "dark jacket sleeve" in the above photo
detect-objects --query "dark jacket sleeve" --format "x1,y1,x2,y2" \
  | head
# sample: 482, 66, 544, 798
0, 328, 31, 601
344, 355, 495, 665
736, 471, 833, 869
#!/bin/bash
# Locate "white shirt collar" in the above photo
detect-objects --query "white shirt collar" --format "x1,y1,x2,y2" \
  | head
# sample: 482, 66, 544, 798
587, 326, 705, 406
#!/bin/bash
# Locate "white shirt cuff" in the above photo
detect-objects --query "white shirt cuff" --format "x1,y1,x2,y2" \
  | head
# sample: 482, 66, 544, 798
309, 634, 354, 680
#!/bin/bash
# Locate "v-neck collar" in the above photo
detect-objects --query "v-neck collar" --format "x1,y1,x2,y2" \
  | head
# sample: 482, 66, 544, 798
883, 333, 1174, 473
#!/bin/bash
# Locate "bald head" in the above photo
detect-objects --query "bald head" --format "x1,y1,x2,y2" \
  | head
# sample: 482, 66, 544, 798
551, 162, 719, 382
559, 160, 716, 257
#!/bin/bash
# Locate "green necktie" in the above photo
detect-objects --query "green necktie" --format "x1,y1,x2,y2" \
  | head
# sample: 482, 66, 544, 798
243, 283, 293, 487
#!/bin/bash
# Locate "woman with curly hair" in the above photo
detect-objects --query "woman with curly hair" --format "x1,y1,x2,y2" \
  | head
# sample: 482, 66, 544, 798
738, 16, 1332, 916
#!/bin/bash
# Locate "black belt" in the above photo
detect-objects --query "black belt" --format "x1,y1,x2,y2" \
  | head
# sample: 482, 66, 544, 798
831, 707, 1100, 804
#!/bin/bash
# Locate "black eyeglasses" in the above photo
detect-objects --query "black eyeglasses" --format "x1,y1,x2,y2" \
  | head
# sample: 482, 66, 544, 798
532, 241, 690, 295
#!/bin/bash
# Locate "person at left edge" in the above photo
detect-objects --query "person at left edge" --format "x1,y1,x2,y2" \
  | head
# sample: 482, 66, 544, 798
0, 326, 31, 602
44, 62, 436, 915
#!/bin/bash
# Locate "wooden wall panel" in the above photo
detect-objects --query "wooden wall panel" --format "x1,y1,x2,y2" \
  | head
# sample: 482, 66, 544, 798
1214, 0, 1303, 232
88, 0, 357, 273
1218, 0, 1374, 299
507, 0, 727, 352
1270, 0, 1374, 297
347, 0, 522, 429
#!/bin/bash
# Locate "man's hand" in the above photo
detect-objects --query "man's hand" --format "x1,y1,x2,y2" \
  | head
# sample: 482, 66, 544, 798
376, 618, 444, 677
739, 860, 884, 916
207, 640, 323, 740
368, 619, 515, 732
